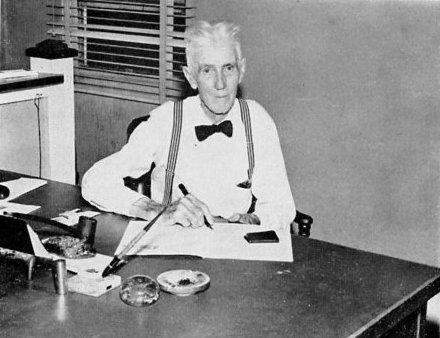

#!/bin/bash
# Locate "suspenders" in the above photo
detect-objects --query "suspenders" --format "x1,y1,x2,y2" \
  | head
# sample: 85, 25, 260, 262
238, 98, 255, 189
162, 100, 183, 205
162, 98, 254, 205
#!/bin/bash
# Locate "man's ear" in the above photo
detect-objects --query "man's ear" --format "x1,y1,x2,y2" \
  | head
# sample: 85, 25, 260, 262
238, 57, 246, 84
183, 66, 198, 90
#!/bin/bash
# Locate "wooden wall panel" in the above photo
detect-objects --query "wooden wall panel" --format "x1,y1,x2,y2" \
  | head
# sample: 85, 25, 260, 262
75, 93, 157, 183
0, 0, 46, 70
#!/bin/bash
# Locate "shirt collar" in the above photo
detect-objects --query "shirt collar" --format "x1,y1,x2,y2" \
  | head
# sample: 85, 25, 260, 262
188, 95, 240, 126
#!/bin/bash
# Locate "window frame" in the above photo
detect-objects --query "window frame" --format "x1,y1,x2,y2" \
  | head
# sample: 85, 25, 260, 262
47, 0, 196, 104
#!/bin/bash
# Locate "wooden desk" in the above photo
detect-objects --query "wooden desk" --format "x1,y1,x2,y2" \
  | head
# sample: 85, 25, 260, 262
1, 171, 439, 337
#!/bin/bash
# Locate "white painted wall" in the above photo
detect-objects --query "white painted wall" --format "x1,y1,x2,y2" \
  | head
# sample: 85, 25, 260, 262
0, 100, 40, 176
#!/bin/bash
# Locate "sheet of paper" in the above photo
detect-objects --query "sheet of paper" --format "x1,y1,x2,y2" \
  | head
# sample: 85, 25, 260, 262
0, 202, 40, 215
116, 221, 293, 262
0, 178, 47, 202
27, 225, 53, 259
52, 209, 101, 226
62, 254, 113, 275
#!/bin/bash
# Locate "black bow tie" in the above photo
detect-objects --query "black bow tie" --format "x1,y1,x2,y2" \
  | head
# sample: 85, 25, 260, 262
195, 120, 233, 141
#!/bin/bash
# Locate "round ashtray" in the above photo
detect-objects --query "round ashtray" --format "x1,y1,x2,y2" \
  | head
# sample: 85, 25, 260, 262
157, 269, 210, 297
119, 275, 160, 307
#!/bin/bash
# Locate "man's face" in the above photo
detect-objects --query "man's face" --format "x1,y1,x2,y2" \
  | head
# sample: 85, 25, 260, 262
184, 40, 245, 121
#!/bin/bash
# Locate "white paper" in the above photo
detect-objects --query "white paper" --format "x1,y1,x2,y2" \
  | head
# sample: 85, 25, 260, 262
52, 209, 101, 226
0, 202, 40, 215
27, 225, 53, 259
62, 254, 114, 275
116, 221, 293, 262
0, 178, 47, 202
68, 273, 121, 297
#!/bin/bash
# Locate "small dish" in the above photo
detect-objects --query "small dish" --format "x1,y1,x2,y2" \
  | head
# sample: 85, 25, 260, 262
156, 269, 210, 296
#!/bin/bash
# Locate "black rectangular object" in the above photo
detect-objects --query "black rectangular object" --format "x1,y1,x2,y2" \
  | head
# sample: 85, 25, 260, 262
244, 230, 279, 243
0, 215, 34, 255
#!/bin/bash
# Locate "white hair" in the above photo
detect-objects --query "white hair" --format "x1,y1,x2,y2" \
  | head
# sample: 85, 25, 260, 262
184, 21, 243, 73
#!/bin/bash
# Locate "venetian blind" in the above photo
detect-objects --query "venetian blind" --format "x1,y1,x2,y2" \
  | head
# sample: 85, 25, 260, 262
47, 0, 196, 104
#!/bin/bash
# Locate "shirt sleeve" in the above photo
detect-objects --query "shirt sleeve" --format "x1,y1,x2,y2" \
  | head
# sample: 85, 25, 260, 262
81, 102, 173, 216
247, 100, 296, 229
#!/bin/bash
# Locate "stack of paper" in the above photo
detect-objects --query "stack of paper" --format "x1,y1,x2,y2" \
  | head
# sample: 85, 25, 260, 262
116, 221, 293, 262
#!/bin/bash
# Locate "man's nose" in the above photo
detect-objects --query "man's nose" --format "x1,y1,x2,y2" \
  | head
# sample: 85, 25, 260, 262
214, 70, 226, 90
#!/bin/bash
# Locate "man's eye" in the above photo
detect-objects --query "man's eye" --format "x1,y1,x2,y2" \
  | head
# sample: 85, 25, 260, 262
224, 64, 236, 73
201, 67, 214, 75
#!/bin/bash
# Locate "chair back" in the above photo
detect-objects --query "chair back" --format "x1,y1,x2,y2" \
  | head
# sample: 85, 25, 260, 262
127, 115, 150, 141
124, 115, 154, 196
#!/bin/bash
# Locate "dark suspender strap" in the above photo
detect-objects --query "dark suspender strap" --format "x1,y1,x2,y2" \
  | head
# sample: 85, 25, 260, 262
238, 98, 255, 183
162, 100, 183, 205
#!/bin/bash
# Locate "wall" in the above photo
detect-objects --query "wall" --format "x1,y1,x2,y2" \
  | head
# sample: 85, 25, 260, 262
0, 0, 47, 69
75, 93, 156, 182
197, 0, 439, 268
0, 0, 49, 176
0, 100, 40, 176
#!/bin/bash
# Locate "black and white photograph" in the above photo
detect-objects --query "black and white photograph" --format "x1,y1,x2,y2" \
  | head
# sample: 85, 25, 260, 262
0, 0, 439, 336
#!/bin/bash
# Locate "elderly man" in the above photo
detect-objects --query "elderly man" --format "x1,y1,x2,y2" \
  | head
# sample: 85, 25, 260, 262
82, 21, 295, 229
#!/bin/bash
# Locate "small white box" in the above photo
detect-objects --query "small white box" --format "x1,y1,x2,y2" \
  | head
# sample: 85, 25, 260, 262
68, 273, 121, 297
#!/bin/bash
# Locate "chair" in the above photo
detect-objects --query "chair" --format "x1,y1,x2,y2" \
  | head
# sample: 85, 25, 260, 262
124, 116, 313, 237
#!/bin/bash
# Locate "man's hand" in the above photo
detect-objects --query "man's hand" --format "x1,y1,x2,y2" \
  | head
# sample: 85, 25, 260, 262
129, 195, 214, 228
129, 197, 163, 220
228, 213, 260, 225
163, 194, 214, 228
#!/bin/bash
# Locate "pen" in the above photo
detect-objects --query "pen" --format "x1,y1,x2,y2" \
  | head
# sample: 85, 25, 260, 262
102, 206, 168, 277
178, 183, 213, 230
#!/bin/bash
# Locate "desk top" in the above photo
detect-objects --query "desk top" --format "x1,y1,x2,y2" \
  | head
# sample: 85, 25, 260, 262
1, 171, 439, 337
0, 72, 64, 94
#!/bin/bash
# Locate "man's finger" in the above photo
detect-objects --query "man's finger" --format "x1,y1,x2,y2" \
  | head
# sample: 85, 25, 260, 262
169, 201, 194, 227
179, 197, 204, 227
228, 213, 260, 225
177, 219, 191, 227
228, 213, 241, 223
185, 194, 215, 225
213, 215, 228, 223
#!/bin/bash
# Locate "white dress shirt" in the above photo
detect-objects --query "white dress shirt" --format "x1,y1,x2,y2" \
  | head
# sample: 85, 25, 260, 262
82, 95, 295, 228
